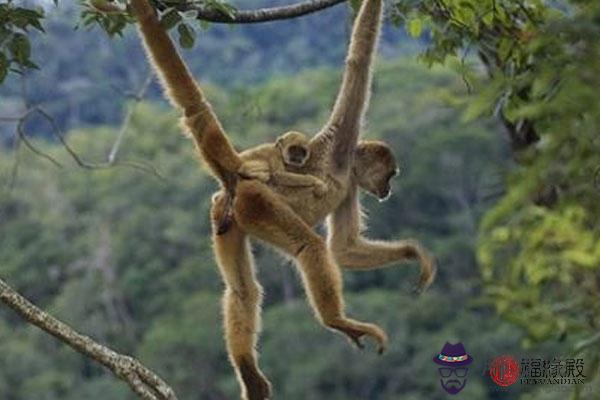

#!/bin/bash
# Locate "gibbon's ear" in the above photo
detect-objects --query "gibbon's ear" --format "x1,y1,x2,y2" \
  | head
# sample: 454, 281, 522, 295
275, 136, 285, 149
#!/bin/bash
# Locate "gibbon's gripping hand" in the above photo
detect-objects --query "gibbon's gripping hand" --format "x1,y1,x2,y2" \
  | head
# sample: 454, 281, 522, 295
238, 160, 271, 183
312, 179, 328, 197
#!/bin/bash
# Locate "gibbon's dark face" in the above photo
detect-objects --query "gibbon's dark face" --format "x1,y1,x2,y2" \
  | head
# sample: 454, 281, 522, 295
277, 131, 311, 167
286, 144, 309, 166
354, 141, 399, 201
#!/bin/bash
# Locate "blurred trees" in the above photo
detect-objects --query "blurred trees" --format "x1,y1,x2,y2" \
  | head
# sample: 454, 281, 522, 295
1, 59, 528, 399
391, 0, 600, 387
0, 0, 598, 398
0, 0, 417, 138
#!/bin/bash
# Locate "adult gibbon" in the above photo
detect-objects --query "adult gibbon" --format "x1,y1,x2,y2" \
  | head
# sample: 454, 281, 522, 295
126, 0, 437, 398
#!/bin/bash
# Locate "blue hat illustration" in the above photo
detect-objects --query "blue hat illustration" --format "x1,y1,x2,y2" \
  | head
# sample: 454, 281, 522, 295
433, 342, 473, 367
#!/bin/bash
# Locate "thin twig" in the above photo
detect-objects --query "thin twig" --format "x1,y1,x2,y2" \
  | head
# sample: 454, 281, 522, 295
108, 72, 154, 163
1, 70, 164, 186
15, 121, 63, 168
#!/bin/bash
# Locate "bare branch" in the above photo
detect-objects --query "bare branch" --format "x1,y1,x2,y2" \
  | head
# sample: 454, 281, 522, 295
1, 71, 165, 184
0, 277, 178, 400
167, 0, 347, 24
15, 121, 63, 168
108, 72, 154, 163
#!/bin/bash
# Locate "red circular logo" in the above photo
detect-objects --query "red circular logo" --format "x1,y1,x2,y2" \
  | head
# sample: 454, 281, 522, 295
489, 355, 520, 387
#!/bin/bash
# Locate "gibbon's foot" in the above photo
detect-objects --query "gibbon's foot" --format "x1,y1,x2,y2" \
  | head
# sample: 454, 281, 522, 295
328, 318, 388, 355
238, 357, 272, 400
415, 252, 437, 295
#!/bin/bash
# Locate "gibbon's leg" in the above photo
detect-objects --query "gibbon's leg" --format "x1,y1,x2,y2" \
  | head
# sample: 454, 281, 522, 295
328, 187, 436, 292
332, 238, 436, 293
233, 181, 388, 353
211, 194, 271, 400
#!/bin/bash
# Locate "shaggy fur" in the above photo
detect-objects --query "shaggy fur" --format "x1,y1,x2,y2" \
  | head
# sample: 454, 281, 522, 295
128, 0, 436, 398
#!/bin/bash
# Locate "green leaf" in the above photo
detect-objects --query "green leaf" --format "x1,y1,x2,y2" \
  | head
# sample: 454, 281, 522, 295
177, 23, 195, 49
8, 33, 31, 65
160, 8, 182, 31
498, 38, 513, 62
206, 0, 236, 20
408, 18, 423, 38
11, 8, 45, 32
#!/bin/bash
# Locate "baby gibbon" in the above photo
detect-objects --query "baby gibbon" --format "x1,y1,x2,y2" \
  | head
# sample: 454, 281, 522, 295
216, 131, 327, 234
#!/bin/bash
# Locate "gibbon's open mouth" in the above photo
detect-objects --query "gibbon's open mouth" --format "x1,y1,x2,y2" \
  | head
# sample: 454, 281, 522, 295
378, 189, 391, 202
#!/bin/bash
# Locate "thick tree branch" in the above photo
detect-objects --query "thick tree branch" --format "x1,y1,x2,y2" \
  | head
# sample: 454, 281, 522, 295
0, 277, 178, 400
179, 0, 347, 24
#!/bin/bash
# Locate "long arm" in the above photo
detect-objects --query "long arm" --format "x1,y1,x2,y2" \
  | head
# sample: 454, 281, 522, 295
313, 0, 383, 172
271, 171, 328, 195
328, 184, 436, 291
130, 0, 241, 184
238, 161, 327, 194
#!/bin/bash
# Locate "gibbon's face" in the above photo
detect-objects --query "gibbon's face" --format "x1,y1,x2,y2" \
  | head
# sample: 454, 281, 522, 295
277, 131, 311, 167
354, 141, 399, 201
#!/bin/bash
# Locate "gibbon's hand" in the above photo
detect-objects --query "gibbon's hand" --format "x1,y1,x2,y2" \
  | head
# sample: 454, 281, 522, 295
313, 180, 328, 197
238, 160, 270, 182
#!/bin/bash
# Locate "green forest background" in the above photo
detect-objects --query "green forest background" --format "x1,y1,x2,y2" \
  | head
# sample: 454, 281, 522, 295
0, 1, 598, 399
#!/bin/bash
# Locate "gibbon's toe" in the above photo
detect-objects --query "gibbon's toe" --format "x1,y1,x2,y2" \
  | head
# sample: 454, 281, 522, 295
415, 257, 437, 295
330, 320, 388, 355
369, 325, 389, 355
348, 334, 365, 350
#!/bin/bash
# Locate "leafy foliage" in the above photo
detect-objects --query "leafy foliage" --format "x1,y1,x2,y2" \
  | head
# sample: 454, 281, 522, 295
79, 0, 235, 49
390, 0, 600, 383
0, 1, 45, 82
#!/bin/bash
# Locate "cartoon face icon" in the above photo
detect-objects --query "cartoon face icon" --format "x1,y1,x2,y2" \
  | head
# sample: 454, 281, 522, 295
433, 342, 473, 395
438, 366, 469, 394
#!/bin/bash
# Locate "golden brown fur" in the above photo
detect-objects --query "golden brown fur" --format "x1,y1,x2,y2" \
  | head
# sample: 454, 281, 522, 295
216, 130, 326, 234
127, 0, 436, 398
239, 131, 327, 194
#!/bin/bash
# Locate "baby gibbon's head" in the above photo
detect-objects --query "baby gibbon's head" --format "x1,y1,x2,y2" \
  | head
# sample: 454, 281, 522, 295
276, 131, 311, 167
354, 140, 399, 201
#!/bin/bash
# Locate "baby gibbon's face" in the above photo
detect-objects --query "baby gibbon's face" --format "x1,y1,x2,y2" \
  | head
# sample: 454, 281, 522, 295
277, 131, 311, 167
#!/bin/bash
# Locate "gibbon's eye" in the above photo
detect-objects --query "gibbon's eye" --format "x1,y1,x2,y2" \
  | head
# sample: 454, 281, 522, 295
288, 145, 308, 164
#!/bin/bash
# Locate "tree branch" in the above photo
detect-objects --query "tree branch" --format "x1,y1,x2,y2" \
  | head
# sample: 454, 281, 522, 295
175, 0, 347, 24
1, 71, 165, 186
0, 277, 178, 400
